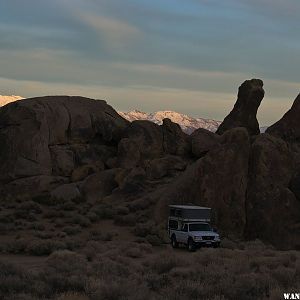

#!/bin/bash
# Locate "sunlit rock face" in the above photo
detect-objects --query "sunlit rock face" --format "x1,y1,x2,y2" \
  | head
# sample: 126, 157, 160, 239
0, 96, 129, 193
0, 95, 24, 106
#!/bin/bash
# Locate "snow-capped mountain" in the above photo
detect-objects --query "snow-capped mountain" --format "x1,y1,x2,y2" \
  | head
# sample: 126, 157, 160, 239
119, 110, 221, 134
0, 96, 267, 134
0, 95, 24, 106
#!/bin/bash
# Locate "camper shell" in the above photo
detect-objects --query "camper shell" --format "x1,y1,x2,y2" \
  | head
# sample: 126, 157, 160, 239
169, 205, 211, 223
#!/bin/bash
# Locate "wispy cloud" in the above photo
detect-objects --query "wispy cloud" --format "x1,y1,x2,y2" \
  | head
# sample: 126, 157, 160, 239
1, 0, 299, 125
1, 71, 298, 126
76, 11, 141, 48
113, 62, 244, 80
231, 0, 300, 18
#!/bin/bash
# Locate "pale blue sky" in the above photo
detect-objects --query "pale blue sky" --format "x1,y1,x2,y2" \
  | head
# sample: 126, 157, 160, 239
0, 0, 299, 124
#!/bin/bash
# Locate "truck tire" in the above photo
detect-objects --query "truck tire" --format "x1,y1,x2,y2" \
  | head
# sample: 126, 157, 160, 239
187, 238, 196, 252
171, 235, 178, 248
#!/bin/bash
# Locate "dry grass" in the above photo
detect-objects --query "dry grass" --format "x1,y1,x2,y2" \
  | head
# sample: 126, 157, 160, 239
0, 196, 124, 257
55, 292, 89, 300
0, 197, 299, 299
0, 240, 299, 300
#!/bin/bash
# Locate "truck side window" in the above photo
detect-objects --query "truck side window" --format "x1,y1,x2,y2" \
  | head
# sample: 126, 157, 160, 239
182, 224, 188, 232
169, 220, 178, 230
175, 209, 182, 217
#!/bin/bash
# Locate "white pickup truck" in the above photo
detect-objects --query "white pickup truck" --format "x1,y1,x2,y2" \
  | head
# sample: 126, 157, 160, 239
168, 205, 221, 251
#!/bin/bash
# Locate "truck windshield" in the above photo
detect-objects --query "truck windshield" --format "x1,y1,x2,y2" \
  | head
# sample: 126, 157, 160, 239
189, 223, 211, 232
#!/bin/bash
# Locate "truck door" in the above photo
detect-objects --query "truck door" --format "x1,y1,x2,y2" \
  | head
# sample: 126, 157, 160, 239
178, 224, 188, 243
168, 219, 178, 236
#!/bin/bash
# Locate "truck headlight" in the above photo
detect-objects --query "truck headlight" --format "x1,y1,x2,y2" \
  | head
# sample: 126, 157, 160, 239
193, 236, 202, 241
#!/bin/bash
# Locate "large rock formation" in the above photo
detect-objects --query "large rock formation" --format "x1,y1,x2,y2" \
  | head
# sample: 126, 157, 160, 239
145, 155, 187, 180
266, 93, 300, 142
117, 138, 140, 169
1, 80, 300, 250
0, 96, 193, 200
152, 78, 299, 249
266, 94, 300, 169
190, 128, 221, 158
259, 93, 300, 249
245, 134, 300, 249
161, 118, 191, 156
155, 127, 250, 237
0, 96, 128, 196
122, 120, 164, 159
217, 79, 264, 136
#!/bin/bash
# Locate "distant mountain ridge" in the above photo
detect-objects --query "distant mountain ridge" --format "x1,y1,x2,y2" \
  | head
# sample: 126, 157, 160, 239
0, 95, 267, 133
119, 110, 221, 134
0, 96, 221, 133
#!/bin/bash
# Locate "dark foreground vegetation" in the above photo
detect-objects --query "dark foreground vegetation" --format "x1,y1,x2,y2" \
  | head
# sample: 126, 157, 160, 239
0, 196, 299, 300
1, 240, 300, 300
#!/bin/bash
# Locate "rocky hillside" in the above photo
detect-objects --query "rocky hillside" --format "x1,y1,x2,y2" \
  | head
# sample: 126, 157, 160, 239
119, 110, 221, 134
0, 80, 299, 250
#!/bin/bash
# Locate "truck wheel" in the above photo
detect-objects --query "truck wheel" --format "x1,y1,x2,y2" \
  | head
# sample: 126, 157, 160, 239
187, 238, 196, 252
171, 235, 178, 248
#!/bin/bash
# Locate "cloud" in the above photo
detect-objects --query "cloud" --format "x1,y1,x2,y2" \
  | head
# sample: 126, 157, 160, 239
230, 0, 300, 18
75, 11, 141, 48
1, 0, 299, 127
1, 71, 298, 126
0, 75, 235, 118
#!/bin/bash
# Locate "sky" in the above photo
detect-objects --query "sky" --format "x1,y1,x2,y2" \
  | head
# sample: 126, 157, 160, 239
0, 0, 300, 125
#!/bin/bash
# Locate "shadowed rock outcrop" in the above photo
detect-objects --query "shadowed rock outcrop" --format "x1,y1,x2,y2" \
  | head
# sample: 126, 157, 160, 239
145, 155, 187, 180
265, 93, 300, 237
0, 96, 128, 195
80, 169, 120, 202
217, 79, 264, 136
161, 118, 191, 156
266, 94, 300, 143
117, 138, 140, 169
191, 128, 221, 158
1, 81, 300, 250
155, 127, 250, 237
0, 96, 193, 200
245, 133, 300, 249
122, 120, 164, 159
